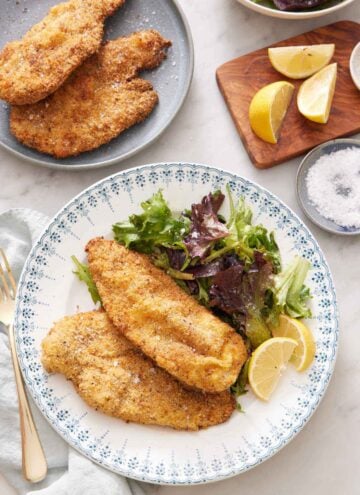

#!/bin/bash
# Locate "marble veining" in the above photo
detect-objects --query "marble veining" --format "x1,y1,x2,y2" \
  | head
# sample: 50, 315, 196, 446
0, 1, 359, 494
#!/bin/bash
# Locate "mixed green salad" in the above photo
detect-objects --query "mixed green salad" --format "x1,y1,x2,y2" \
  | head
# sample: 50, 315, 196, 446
73, 187, 312, 399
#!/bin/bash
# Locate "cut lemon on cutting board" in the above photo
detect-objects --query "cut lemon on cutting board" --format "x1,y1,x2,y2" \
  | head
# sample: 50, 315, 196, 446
268, 44, 335, 79
249, 81, 294, 144
271, 314, 316, 372
297, 63, 337, 124
248, 337, 298, 401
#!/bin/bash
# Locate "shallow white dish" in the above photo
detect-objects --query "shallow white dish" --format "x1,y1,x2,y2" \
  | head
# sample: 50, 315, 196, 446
236, 0, 355, 20
350, 42, 360, 91
297, 139, 360, 236
14, 163, 338, 485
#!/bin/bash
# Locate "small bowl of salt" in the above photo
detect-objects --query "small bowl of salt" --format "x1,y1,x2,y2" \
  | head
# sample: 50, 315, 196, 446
297, 138, 360, 235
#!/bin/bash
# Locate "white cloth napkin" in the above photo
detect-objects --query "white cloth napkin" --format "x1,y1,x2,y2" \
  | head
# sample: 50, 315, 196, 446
0, 209, 146, 495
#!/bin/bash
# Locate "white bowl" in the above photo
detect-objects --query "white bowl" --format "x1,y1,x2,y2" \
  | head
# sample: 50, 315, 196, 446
236, 0, 355, 20
350, 42, 360, 91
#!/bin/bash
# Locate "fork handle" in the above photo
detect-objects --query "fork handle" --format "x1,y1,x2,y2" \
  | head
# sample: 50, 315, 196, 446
8, 324, 47, 483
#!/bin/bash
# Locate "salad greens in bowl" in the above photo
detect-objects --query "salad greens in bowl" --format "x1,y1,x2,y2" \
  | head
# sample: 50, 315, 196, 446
236, 0, 354, 19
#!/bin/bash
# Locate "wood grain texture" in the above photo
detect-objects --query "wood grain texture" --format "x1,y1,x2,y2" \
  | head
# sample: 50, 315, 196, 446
216, 21, 360, 169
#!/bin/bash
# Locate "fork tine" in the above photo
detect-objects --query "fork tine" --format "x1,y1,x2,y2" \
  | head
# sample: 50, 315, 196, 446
0, 248, 17, 293
0, 262, 10, 299
0, 286, 3, 302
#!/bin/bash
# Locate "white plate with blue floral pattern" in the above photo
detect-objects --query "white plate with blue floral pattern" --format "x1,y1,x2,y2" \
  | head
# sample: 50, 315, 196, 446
14, 163, 338, 485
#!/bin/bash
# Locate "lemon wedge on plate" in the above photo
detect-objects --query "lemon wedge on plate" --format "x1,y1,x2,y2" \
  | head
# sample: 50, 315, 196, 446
271, 314, 316, 372
249, 81, 294, 144
297, 63, 337, 124
248, 337, 298, 401
268, 44, 335, 79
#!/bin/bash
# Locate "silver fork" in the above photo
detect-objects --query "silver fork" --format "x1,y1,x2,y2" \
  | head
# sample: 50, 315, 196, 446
0, 248, 47, 483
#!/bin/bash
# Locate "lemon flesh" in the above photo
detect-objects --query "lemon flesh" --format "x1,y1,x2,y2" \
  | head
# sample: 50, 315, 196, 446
249, 81, 294, 144
297, 63, 337, 124
268, 44, 335, 79
248, 337, 298, 401
271, 314, 316, 372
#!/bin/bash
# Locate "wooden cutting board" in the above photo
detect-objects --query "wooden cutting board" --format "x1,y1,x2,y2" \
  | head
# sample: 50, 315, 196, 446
216, 21, 360, 169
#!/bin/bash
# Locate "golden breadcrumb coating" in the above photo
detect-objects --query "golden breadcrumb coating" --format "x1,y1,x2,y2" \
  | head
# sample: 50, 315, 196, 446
10, 30, 171, 157
42, 311, 235, 430
86, 239, 247, 393
0, 0, 125, 105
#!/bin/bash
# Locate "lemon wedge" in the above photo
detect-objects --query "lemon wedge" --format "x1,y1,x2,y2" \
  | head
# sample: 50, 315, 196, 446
297, 63, 337, 124
248, 337, 298, 401
268, 44, 335, 79
271, 314, 316, 372
249, 81, 294, 144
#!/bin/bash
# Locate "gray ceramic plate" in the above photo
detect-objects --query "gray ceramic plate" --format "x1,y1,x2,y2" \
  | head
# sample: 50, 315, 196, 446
297, 138, 360, 236
0, 0, 194, 170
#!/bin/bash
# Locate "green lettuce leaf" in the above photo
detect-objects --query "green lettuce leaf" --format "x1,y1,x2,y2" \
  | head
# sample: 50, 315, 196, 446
71, 256, 101, 305
273, 256, 312, 319
112, 190, 190, 254
231, 358, 250, 398
206, 185, 281, 272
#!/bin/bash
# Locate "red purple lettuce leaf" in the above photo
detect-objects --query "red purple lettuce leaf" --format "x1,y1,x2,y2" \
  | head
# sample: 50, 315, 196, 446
273, 0, 328, 10
186, 253, 241, 278
209, 264, 245, 314
209, 252, 273, 316
184, 192, 229, 259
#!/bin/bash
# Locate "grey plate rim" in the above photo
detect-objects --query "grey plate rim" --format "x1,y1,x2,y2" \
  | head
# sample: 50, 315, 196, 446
296, 138, 360, 237
0, 0, 194, 172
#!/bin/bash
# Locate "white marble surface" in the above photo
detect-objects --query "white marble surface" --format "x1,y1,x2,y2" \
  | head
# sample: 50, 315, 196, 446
1, 1, 360, 494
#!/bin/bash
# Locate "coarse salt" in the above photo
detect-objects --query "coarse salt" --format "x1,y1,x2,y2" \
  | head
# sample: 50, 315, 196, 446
306, 147, 360, 228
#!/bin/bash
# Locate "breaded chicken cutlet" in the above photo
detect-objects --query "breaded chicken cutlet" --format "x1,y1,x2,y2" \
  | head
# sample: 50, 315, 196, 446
0, 0, 125, 105
10, 30, 171, 158
42, 311, 236, 430
86, 239, 248, 394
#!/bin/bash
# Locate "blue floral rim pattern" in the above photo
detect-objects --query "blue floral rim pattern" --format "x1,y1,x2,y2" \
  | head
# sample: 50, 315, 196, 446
14, 163, 339, 485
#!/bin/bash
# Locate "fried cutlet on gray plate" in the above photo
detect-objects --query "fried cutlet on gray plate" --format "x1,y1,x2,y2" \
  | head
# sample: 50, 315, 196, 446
0, 0, 125, 105
42, 311, 236, 430
85, 238, 247, 394
10, 30, 171, 158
